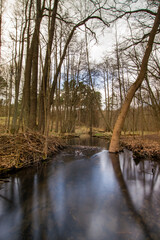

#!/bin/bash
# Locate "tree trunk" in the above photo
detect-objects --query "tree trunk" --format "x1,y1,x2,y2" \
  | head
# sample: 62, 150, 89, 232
49, 15, 109, 107
7, 64, 13, 132
109, 4, 160, 152
22, 0, 33, 128
30, 0, 43, 129
11, 5, 27, 133
23, 0, 45, 129
38, 0, 59, 132
0, 0, 2, 62
115, 23, 123, 106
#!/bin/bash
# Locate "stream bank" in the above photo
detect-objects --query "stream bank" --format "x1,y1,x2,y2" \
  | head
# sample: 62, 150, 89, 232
1, 131, 160, 176
0, 137, 160, 240
0, 132, 65, 175
120, 134, 160, 160
66, 132, 160, 161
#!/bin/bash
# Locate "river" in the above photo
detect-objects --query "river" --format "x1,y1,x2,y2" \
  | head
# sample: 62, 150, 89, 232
0, 135, 160, 240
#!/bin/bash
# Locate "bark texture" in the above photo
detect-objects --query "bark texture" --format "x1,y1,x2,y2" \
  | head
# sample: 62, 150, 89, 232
109, 4, 160, 152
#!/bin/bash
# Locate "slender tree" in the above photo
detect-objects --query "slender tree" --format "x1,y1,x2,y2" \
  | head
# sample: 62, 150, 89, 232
11, 1, 29, 133
109, 4, 160, 152
0, 0, 3, 63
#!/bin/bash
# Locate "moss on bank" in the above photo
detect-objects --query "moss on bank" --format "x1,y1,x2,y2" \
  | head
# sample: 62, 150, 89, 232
0, 132, 65, 175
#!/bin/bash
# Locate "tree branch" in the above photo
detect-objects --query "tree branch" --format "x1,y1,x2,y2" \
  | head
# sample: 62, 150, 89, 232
108, 8, 157, 24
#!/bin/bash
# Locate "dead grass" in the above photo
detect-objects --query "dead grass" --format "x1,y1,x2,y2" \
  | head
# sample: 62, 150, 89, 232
120, 134, 160, 160
0, 132, 65, 174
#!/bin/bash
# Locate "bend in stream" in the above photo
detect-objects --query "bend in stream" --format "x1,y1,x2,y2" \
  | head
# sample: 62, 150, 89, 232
0, 136, 160, 240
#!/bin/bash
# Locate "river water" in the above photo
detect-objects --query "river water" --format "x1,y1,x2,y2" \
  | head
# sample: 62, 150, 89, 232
0, 136, 160, 240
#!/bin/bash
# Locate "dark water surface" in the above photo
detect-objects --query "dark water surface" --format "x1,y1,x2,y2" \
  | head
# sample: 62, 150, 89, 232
0, 136, 160, 240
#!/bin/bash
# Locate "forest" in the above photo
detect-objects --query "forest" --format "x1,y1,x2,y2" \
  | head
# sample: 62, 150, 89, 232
1, 1, 160, 240
0, 0, 160, 158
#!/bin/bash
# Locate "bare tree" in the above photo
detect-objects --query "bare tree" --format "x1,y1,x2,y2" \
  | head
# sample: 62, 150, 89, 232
11, 1, 29, 133
109, 4, 160, 152
0, 0, 3, 62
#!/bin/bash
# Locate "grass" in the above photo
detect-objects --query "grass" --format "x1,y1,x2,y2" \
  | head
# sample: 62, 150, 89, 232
50, 126, 112, 140
0, 117, 6, 125
121, 130, 160, 136
75, 126, 90, 134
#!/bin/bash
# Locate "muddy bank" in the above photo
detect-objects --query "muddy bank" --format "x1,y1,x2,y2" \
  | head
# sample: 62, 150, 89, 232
0, 132, 65, 175
120, 134, 160, 160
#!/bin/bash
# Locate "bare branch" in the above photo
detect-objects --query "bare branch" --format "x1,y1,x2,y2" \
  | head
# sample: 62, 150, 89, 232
107, 8, 157, 24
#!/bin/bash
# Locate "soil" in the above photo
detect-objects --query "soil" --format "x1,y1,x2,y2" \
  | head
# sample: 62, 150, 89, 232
120, 134, 160, 160
0, 132, 65, 176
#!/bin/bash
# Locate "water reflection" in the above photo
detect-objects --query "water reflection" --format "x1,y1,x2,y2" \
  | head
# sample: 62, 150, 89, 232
0, 141, 160, 240
111, 153, 153, 240
66, 134, 109, 149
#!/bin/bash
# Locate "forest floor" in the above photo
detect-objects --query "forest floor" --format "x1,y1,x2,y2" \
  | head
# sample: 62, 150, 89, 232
0, 127, 160, 176
120, 134, 160, 160
0, 132, 65, 176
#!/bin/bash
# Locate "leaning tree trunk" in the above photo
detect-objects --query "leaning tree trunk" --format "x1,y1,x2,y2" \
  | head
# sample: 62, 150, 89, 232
109, 4, 160, 152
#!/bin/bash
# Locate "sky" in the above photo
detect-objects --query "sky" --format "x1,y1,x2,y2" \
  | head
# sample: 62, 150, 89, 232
90, 28, 115, 63
1, 0, 15, 64
1, 0, 119, 65
1, 0, 157, 109
1, 0, 152, 65
0, 0, 140, 106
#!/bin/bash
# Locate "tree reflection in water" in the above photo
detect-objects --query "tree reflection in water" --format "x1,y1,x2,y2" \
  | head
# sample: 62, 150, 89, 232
110, 153, 153, 240
0, 146, 160, 240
